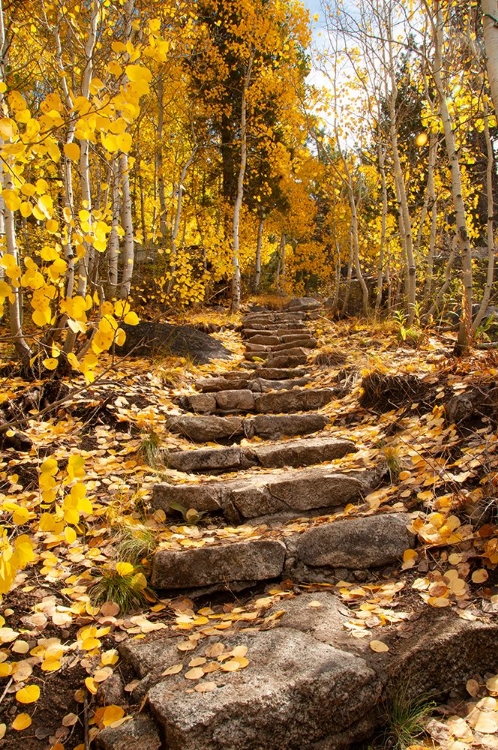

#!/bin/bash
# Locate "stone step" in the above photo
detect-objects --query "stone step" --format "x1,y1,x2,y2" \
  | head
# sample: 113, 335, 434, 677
195, 375, 312, 394
256, 367, 309, 379
183, 387, 334, 415
150, 512, 412, 589
266, 353, 309, 368
153, 462, 373, 523
166, 436, 356, 474
243, 312, 305, 325
101, 595, 498, 750
244, 351, 309, 368
245, 338, 317, 354
167, 413, 329, 443
241, 325, 308, 336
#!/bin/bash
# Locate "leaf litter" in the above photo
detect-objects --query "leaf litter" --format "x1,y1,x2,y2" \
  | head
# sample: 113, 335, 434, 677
0, 314, 496, 748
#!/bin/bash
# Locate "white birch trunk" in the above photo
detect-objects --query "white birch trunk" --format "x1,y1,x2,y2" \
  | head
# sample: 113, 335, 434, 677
253, 214, 265, 294
0, 0, 30, 362
482, 0, 498, 118
430, 0, 474, 353
231, 50, 254, 312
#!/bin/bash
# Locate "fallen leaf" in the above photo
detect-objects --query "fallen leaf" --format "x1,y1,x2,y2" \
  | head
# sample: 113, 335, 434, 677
185, 667, 204, 680
12, 713, 32, 730
194, 681, 217, 692
369, 640, 389, 653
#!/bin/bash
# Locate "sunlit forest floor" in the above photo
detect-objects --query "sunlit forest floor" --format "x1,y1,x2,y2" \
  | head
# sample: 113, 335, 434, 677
0, 302, 497, 749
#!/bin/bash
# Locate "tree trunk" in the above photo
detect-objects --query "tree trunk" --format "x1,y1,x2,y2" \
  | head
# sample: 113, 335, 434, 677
472, 110, 495, 332
482, 0, 498, 117
430, 0, 474, 354
231, 50, 254, 312
0, 0, 30, 363
254, 214, 265, 294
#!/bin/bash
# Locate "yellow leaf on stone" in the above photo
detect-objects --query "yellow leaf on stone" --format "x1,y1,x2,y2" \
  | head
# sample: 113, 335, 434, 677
16, 685, 40, 704
194, 681, 217, 693
162, 663, 183, 676
102, 705, 125, 727
185, 667, 204, 680
12, 713, 32, 730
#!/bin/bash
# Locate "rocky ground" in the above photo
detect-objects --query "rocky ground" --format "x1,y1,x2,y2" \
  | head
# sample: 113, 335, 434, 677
0, 299, 497, 749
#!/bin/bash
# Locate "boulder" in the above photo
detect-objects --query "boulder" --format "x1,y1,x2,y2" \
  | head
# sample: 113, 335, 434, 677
284, 297, 322, 312
295, 513, 414, 569
95, 715, 162, 750
151, 539, 286, 589
146, 628, 380, 750
115, 322, 231, 364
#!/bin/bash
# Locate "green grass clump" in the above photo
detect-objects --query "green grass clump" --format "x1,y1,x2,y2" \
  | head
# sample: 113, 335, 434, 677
115, 524, 157, 565
89, 562, 148, 614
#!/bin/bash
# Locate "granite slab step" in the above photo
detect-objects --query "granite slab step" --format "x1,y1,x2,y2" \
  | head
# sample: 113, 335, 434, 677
183, 387, 334, 415
150, 510, 411, 590
265, 353, 309, 368
153, 463, 371, 522
242, 324, 308, 337
244, 347, 308, 363
195, 375, 311, 393
256, 367, 309, 379
151, 538, 286, 589
167, 413, 329, 442
166, 436, 356, 473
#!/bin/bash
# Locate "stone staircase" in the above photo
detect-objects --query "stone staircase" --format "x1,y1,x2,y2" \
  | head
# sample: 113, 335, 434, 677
96, 298, 498, 750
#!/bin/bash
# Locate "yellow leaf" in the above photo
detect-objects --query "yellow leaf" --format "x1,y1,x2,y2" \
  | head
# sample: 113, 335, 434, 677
85, 677, 98, 694
64, 526, 76, 544
12, 506, 29, 525
12, 713, 32, 730
116, 561, 134, 576
102, 705, 125, 727
117, 132, 132, 153
2, 189, 21, 211
369, 640, 389, 653
194, 681, 217, 692
64, 142, 80, 162
125, 65, 152, 83
41, 659, 61, 672
184, 667, 204, 680
472, 569, 488, 583
123, 311, 139, 325
161, 664, 183, 677
43, 358, 59, 371
15, 685, 40, 704
82, 637, 100, 651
